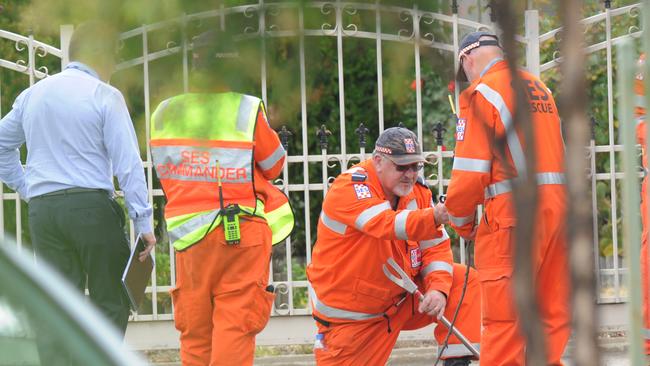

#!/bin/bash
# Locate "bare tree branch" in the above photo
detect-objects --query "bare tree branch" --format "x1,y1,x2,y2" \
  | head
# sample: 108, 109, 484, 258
490, 1, 546, 364
558, 1, 600, 365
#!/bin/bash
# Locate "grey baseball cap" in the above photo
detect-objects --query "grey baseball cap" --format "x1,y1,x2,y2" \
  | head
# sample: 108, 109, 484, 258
374, 127, 428, 165
456, 31, 500, 82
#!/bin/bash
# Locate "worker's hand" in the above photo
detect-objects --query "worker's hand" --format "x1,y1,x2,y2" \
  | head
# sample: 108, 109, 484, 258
139, 232, 157, 262
461, 225, 478, 242
433, 203, 449, 225
418, 290, 447, 319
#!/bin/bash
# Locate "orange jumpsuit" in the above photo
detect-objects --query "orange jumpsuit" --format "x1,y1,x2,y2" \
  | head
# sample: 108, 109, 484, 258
445, 60, 570, 365
634, 53, 650, 354
307, 159, 481, 365
170, 108, 284, 366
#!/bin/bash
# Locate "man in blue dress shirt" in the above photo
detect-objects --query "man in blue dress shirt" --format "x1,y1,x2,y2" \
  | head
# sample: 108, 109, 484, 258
0, 20, 155, 355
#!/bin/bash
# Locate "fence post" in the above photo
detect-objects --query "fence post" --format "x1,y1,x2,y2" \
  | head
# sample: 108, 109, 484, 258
618, 39, 644, 366
59, 24, 73, 69
524, 10, 540, 77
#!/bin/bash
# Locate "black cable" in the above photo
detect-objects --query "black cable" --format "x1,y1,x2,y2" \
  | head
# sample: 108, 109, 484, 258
433, 239, 473, 366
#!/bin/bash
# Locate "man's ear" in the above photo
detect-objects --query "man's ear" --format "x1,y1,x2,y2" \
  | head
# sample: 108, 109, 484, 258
372, 154, 385, 173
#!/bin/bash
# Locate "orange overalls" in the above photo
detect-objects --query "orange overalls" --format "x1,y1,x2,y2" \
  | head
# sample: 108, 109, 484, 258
446, 60, 570, 365
634, 53, 650, 354
164, 106, 285, 366
307, 159, 481, 365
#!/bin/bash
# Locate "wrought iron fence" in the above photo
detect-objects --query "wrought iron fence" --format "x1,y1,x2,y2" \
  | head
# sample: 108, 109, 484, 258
0, 1, 643, 322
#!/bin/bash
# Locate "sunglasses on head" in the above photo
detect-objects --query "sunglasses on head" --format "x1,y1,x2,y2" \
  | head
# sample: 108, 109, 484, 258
394, 162, 424, 172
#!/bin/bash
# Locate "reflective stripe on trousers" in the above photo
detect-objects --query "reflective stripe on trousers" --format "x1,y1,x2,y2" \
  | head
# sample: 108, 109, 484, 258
308, 285, 384, 321
484, 172, 565, 199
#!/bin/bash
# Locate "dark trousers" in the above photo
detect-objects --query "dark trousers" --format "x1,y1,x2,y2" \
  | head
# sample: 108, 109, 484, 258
28, 189, 131, 365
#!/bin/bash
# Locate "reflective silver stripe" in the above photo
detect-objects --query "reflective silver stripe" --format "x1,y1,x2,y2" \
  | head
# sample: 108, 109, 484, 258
320, 211, 347, 235
419, 227, 449, 250
485, 180, 513, 199
644, 328, 650, 340
476, 83, 527, 178
420, 261, 453, 277
152, 146, 252, 183
258, 145, 285, 171
394, 210, 411, 240
440, 343, 481, 358
485, 172, 565, 199
236, 95, 257, 132
537, 172, 566, 185
449, 214, 474, 227
406, 199, 418, 210
637, 94, 646, 109
355, 201, 391, 230
168, 210, 220, 243
452, 157, 491, 173
309, 285, 383, 320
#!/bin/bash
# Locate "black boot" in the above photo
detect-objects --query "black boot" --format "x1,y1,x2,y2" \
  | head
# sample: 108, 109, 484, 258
443, 356, 473, 366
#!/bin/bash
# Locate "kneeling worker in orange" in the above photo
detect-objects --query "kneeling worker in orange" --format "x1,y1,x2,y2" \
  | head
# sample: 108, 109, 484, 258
307, 127, 481, 366
445, 32, 570, 365
150, 30, 295, 366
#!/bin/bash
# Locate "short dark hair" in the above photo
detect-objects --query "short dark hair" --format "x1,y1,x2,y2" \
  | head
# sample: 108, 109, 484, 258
68, 21, 118, 62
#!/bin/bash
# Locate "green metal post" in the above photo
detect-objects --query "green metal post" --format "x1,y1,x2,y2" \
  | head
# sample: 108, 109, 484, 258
643, 0, 650, 352
619, 39, 644, 366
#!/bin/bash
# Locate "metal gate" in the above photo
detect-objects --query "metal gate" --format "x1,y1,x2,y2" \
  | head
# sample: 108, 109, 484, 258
0, 1, 641, 333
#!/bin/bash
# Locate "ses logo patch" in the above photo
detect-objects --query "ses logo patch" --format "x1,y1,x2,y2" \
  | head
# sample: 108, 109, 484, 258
456, 118, 467, 141
353, 184, 372, 200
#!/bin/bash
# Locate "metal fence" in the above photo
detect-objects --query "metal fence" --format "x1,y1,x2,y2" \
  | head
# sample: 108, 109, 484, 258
0, 1, 642, 323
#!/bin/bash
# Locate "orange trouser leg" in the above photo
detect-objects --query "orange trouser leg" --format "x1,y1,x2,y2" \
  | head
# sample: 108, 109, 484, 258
431, 263, 481, 360
535, 203, 571, 366
643, 230, 650, 354
314, 295, 433, 365
475, 222, 525, 366
314, 264, 481, 365
476, 194, 570, 366
171, 226, 274, 366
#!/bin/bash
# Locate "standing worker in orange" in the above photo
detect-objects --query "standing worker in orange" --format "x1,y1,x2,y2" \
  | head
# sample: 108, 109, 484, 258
149, 30, 294, 366
307, 126, 481, 366
445, 31, 570, 365
633, 52, 650, 355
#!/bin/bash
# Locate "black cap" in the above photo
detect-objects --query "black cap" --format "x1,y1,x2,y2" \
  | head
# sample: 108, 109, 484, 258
374, 127, 427, 165
456, 31, 500, 82
192, 30, 239, 70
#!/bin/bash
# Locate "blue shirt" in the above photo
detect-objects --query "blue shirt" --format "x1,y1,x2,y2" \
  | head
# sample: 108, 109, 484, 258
0, 62, 153, 234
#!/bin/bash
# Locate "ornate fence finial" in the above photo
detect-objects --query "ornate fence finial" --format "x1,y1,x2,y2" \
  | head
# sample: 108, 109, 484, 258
432, 122, 447, 147
486, 2, 497, 23
278, 125, 292, 150
355, 123, 369, 148
397, 122, 406, 128
451, 0, 459, 14
317, 124, 332, 149
604, 0, 611, 9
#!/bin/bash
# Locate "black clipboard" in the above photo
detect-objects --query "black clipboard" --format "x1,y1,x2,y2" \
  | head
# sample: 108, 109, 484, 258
121, 234, 155, 311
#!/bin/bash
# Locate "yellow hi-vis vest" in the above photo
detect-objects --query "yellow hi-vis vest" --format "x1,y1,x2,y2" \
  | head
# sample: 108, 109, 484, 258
150, 92, 294, 251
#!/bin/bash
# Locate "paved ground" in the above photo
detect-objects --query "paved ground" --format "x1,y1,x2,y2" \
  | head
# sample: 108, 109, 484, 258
150, 337, 647, 365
